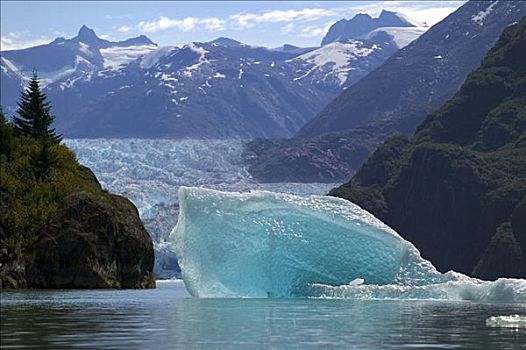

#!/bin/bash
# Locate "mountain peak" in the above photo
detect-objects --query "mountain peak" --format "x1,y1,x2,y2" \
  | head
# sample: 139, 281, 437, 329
379, 9, 397, 18
209, 37, 242, 47
78, 25, 98, 41
282, 44, 299, 51
116, 35, 156, 47
321, 10, 419, 46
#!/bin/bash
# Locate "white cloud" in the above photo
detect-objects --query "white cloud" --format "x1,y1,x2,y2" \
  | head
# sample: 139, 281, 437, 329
0, 2, 460, 50
298, 21, 334, 38
0, 32, 51, 51
230, 8, 334, 29
228, 2, 463, 31
130, 2, 462, 42
390, 6, 462, 26
343, 1, 464, 26
99, 34, 114, 41
280, 23, 295, 34
118, 25, 132, 33
200, 18, 226, 31
138, 16, 225, 33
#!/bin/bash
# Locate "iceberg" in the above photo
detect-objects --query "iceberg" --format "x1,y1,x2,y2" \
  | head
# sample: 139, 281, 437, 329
486, 315, 526, 329
172, 187, 526, 302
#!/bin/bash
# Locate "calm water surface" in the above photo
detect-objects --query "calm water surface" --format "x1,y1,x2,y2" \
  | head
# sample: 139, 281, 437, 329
1, 281, 525, 349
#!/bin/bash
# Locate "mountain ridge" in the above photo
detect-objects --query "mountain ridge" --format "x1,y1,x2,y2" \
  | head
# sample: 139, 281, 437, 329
1, 16, 423, 139
321, 10, 423, 46
330, 15, 526, 279
246, 0, 526, 182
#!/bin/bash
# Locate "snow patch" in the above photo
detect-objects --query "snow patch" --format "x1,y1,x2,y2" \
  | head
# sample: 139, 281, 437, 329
140, 46, 175, 69
183, 43, 209, 77
364, 27, 427, 49
78, 42, 94, 57
389, 11, 427, 28
1, 57, 20, 73
472, 1, 499, 26
159, 73, 177, 82
100, 45, 157, 70
295, 41, 375, 86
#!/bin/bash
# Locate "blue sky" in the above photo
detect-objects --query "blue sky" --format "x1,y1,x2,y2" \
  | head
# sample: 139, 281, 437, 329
1, 1, 466, 50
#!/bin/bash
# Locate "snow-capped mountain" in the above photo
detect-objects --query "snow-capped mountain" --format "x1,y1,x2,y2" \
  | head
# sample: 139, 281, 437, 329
247, 0, 526, 183
1, 12, 427, 139
292, 33, 398, 89
2, 25, 156, 83
291, 11, 426, 89
299, 0, 526, 138
321, 10, 426, 46
0, 25, 157, 110
40, 39, 338, 138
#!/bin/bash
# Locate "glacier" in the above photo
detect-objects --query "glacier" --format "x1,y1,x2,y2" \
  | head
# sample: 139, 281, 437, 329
172, 187, 526, 302
65, 139, 337, 279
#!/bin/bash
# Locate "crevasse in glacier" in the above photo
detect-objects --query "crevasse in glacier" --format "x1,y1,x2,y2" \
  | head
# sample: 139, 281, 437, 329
171, 187, 526, 302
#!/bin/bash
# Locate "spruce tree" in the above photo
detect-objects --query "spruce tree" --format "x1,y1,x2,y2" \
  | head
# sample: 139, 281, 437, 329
0, 107, 13, 158
33, 138, 56, 180
13, 73, 62, 143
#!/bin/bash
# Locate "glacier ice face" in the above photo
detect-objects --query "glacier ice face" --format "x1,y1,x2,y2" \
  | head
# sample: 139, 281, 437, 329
65, 138, 337, 280
172, 187, 526, 302
65, 139, 337, 217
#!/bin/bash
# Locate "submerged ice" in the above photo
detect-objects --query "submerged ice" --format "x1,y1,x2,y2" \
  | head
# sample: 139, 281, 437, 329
172, 187, 526, 302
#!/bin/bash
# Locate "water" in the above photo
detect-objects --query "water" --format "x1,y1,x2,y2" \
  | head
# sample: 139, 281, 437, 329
2, 282, 525, 349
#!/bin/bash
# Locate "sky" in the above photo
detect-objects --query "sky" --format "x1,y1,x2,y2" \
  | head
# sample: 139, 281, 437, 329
1, 1, 466, 51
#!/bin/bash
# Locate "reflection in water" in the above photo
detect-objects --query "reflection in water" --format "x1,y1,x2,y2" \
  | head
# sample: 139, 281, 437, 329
1, 282, 525, 349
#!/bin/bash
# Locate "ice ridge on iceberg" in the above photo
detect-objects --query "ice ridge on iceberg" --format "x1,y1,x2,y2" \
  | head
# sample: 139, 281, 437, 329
172, 187, 526, 302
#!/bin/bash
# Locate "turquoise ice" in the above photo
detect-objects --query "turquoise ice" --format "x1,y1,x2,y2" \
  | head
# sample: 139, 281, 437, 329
172, 187, 526, 302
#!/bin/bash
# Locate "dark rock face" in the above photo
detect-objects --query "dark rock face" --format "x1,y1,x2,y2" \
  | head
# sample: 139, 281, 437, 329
472, 223, 526, 280
0, 243, 27, 289
330, 17, 526, 280
245, 128, 381, 182
27, 191, 155, 288
1, 151, 156, 289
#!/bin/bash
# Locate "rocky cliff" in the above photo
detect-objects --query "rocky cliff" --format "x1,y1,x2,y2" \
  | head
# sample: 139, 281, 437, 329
0, 117, 155, 289
330, 17, 526, 279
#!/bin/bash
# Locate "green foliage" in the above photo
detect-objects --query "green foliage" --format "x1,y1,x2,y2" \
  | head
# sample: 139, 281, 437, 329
0, 108, 14, 159
12, 73, 62, 143
1, 75, 75, 249
0, 122, 94, 248
349, 135, 409, 188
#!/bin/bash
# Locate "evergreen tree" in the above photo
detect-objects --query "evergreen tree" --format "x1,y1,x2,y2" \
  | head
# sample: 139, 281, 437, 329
0, 107, 14, 158
32, 138, 56, 180
13, 73, 62, 143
